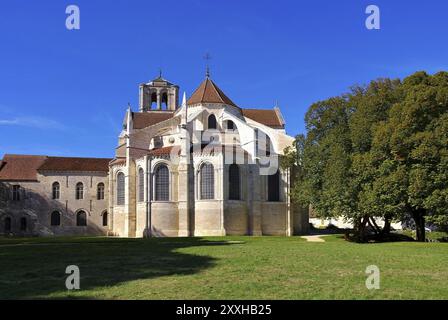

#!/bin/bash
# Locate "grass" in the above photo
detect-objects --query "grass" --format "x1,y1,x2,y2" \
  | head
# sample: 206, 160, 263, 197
0, 235, 447, 300
399, 230, 448, 242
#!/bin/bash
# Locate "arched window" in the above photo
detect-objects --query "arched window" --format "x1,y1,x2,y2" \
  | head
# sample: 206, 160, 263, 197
208, 114, 217, 129
97, 183, 105, 200
76, 211, 87, 226
116, 172, 125, 205
20, 217, 27, 231
150, 92, 157, 110
255, 129, 271, 155
268, 170, 280, 202
52, 182, 60, 200
51, 211, 61, 226
227, 120, 235, 130
75, 183, 84, 200
200, 163, 214, 200
228, 164, 240, 200
4, 217, 11, 233
161, 91, 168, 110
138, 168, 144, 202
102, 211, 108, 227
154, 165, 169, 201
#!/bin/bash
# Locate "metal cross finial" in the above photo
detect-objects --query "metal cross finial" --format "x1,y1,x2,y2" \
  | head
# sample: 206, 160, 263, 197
203, 53, 212, 78
158, 68, 162, 78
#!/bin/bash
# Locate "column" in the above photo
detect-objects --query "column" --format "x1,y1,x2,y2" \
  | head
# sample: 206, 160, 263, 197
157, 90, 161, 110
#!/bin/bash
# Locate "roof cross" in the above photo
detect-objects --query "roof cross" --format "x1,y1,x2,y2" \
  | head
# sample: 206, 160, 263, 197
203, 53, 212, 78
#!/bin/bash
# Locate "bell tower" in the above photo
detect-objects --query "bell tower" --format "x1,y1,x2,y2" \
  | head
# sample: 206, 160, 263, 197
139, 72, 179, 111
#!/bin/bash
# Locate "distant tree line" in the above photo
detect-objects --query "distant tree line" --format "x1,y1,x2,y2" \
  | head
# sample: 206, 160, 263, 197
283, 71, 448, 242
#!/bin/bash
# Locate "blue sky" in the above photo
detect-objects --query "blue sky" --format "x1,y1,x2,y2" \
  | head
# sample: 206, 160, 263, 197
1, 0, 447, 158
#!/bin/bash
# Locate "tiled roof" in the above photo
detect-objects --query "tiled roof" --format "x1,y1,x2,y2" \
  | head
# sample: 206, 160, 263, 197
0, 155, 48, 181
148, 146, 180, 157
38, 156, 111, 172
110, 158, 126, 166
187, 78, 238, 108
132, 111, 175, 129
242, 109, 284, 128
147, 145, 249, 157
190, 144, 249, 156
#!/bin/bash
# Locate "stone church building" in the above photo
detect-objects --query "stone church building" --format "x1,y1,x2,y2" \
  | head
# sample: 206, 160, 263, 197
0, 74, 309, 237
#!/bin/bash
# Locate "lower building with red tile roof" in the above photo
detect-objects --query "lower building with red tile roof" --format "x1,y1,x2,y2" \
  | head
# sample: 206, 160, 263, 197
0, 154, 111, 236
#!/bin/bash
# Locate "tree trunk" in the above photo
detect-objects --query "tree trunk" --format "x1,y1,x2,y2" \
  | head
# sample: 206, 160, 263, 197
354, 216, 369, 242
412, 209, 426, 242
369, 217, 382, 234
381, 216, 391, 236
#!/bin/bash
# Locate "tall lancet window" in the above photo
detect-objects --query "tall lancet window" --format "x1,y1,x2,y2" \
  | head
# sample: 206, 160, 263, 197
138, 168, 144, 202
268, 170, 280, 202
155, 165, 169, 201
116, 172, 125, 205
200, 163, 214, 200
75, 183, 84, 200
52, 182, 60, 200
228, 164, 240, 200
208, 114, 217, 129
97, 183, 105, 200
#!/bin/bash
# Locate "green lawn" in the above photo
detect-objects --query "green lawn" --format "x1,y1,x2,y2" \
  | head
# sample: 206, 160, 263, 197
0, 235, 447, 300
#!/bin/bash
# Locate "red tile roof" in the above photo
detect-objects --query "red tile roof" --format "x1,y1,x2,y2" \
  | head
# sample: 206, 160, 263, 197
38, 156, 111, 172
187, 78, 238, 108
242, 109, 284, 128
110, 158, 126, 166
132, 111, 175, 129
148, 146, 180, 156
0, 155, 48, 181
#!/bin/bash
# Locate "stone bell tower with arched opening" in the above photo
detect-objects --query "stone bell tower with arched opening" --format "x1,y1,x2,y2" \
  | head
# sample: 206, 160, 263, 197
139, 72, 179, 111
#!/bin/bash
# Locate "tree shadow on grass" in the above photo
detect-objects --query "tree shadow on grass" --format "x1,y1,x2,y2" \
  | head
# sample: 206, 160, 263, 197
0, 237, 237, 299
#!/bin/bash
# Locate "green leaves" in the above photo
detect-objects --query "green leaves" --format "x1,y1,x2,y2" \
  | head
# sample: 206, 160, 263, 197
285, 71, 448, 234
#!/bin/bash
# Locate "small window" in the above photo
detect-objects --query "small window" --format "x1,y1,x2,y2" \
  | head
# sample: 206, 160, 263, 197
76, 211, 87, 226
200, 163, 214, 200
20, 217, 27, 231
102, 211, 108, 227
4, 217, 11, 233
155, 165, 169, 201
227, 120, 235, 130
229, 164, 240, 200
51, 211, 61, 226
268, 170, 280, 202
138, 168, 144, 202
76, 183, 84, 200
12, 185, 21, 201
208, 114, 217, 129
117, 172, 125, 205
97, 183, 105, 200
52, 182, 60, 200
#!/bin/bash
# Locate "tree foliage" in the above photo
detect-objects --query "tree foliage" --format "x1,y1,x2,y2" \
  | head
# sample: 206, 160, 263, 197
286, 71, 448, 242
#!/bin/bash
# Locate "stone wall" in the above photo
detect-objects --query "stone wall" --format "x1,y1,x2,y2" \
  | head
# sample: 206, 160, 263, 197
0, 171, 108, 236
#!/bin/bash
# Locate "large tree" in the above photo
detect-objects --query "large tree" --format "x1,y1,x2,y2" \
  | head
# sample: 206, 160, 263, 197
287, 71, 448, 242
369, 71, 448, 241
